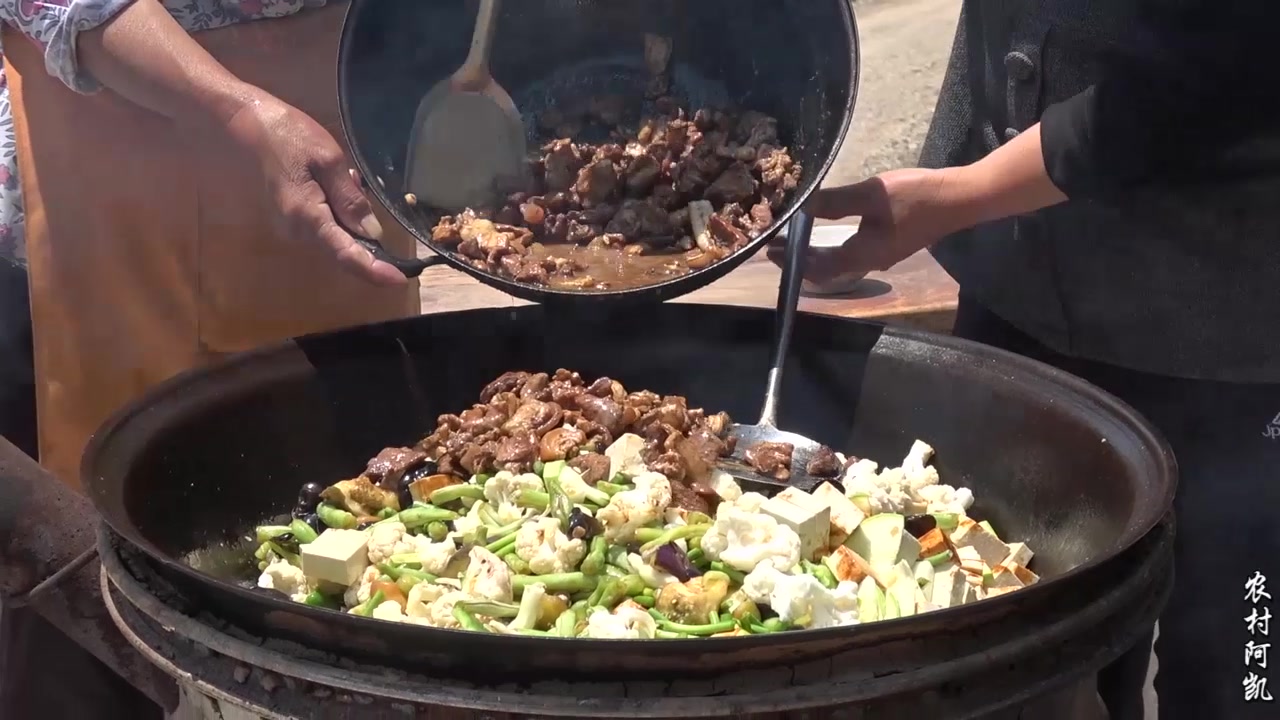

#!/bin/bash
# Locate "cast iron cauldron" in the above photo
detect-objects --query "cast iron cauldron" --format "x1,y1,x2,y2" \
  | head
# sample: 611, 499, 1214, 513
81, 304, 1176, 679
336, 0, 859, 302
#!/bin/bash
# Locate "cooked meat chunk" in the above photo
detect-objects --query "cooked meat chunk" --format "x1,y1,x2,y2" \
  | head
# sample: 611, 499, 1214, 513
364, 447, 428, 489
806, 445, 842, 478
495, 432, 539, 473
420, 87, 799, 290
504, 400, 564, 437
745, 441, 795, 480
567, 452, 611, 485
540, 426, 587, 462
704, 164, 758, 206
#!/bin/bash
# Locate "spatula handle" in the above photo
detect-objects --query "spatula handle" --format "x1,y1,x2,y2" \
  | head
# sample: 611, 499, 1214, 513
758, 209, 814, 428
457, 0, 501, 87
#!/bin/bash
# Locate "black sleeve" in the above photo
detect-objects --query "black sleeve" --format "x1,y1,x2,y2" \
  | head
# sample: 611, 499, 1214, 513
1039, 0, 1280, 198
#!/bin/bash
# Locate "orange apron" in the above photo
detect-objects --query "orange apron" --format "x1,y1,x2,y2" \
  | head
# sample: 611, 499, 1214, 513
4, 2, 420, 490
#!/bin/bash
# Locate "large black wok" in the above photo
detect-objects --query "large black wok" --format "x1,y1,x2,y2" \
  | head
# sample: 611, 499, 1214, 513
82, 304, 1175, 679
336, 0, 858, 302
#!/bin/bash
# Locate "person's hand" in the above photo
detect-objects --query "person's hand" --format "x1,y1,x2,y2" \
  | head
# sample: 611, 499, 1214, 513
768, 168, 967, 284
221, 91, 408, 286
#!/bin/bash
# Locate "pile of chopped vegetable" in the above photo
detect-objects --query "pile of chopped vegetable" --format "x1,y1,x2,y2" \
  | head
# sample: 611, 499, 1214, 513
252, 377, 1040, 639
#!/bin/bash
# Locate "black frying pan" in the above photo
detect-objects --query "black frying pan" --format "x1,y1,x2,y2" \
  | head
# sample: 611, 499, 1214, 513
335, 0, 859, 303
81, 304, 1176, 679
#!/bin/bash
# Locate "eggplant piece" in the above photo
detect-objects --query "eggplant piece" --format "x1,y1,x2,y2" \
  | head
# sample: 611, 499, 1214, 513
653, 543, 702, 582
655, 571, 731, 625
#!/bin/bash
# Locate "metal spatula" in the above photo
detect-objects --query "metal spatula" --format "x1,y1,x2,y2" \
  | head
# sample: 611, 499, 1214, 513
404, 0, 527, 212
717, 210, 833, 495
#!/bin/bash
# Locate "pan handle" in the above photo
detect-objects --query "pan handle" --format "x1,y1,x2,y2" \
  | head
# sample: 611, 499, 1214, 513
336, 218, 448, 279
757, 208, 813, 428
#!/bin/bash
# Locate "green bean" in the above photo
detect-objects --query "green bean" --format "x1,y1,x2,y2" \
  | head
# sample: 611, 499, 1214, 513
543, 474, 573, 529
580, 536, 608, 576
597, 574, 647, 609
633, 527, 664, 544
641, 587, 655, 598
604, 564, 628, 579
541, 459, 566, 482
513, 572, 595, 595
395, 575, 419, 596
430, 484, 485, 506
458, 600, 521, 619
377, 507, 398, 520
532, 460, 545, 477
302, 590, 340, 609
686, 548, 707, 566
398, 505, 459, 528
632, 594, 655, 608
610, 472, 628, 484
709, 610, 720, 624
554, 608, 578, 638
749, 617, 792, 633
426, 521, 449, 542
595, 481, 631, 496
255, 525, 294, 544
388, 553, 424, 567
586, 581, 606, 608
639, 523, 711, 554
377, 563, 436, 584
485, 531, 519, 555
353, 590, 385, 617
516, 490, 549, 510
646, 609, 736, 636
802, 560, 839, 590
605, 545, 631, 573
288, 519, 319, 545
503, 554, 531, 575
317, 503, 358, 530
474, 473, 492, 485
709, 561, 746, 586
685, 511, 713, 526
260, 541, 299, 566
451, 605, 489, 632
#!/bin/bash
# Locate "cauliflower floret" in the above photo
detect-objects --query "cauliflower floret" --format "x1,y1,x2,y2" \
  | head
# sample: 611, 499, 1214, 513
597, 471, 672, 542
371, 600, 408, 623
343, 565, 380, 608
557, 466, 608, 505
710, 470, 743, 503
404, 582, 449, 621
733, 491, 768, 513
257, 558, 312, 602
842, 459, 914, 515
700, 504, 802, 573
583, 603, 658, 639
900, 439, 941, 493
915, 483, 975, 515
422, 590, 472, 629
366, 521, 420, 565
515, 516, 587, 575
461, 546, 514, 601
484, 471, 544, 524
405, 535, 459, 575
627, 551, 679, 589
452, 501, 487, 538
742, 565, 860, 629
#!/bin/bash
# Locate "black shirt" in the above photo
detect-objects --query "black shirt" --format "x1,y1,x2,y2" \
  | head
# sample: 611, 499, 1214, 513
1041, 0, 1280, 197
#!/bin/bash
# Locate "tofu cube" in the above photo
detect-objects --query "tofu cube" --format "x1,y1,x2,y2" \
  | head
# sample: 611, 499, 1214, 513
931, 567, 968, 608
954, 545, 987, 577
988, 562, 1040, 590
917, 527, 950, 559
825, 545, 872, 583
300, 529, 370, 586
1003, 541, 1034, 568
761, 495, 831, 561
809, 482, 865, 546
604, 433, 648, 480
949, 517, 1011, 567
915, 585, 938, 613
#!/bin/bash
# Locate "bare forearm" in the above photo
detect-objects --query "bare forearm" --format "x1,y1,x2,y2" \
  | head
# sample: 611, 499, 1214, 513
76, 0, 257, 128
937, 124, 1068, 232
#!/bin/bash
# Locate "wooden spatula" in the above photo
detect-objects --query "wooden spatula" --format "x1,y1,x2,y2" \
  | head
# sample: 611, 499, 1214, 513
404, 0, 527, 213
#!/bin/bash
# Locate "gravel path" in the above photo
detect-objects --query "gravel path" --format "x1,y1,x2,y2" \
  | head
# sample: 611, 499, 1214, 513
824, 0, 961, 186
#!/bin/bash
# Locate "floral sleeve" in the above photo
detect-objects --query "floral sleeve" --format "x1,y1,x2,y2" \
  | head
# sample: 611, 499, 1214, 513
1, 0, 136, 93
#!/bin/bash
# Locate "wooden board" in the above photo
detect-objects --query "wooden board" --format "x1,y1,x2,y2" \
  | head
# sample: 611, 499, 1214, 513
417, 247, 959, 333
